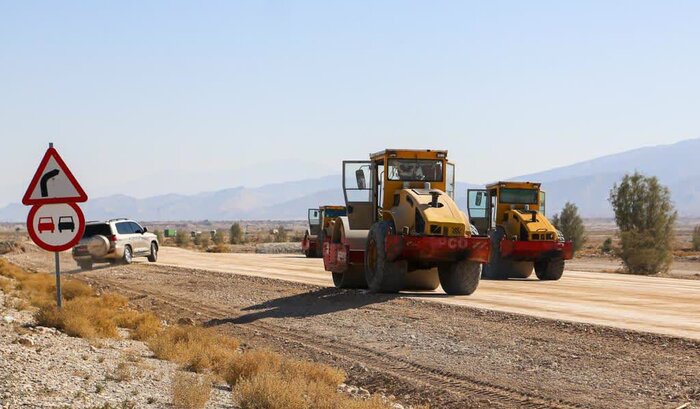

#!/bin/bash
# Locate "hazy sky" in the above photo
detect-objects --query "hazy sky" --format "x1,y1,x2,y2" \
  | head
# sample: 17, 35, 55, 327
1, 1, 698, 206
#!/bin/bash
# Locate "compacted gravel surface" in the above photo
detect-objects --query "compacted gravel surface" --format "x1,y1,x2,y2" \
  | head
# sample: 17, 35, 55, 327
5, 247, 700, 409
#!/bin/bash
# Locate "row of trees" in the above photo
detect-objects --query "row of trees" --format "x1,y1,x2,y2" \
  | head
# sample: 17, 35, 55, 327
155, 223, 292, 249
552, 171, 681, 275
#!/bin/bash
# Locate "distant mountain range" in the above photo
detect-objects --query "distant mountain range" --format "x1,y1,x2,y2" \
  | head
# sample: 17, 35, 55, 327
1, 139, 698, 221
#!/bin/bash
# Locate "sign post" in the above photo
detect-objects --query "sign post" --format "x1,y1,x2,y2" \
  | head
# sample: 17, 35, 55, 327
22, 143, 88, 308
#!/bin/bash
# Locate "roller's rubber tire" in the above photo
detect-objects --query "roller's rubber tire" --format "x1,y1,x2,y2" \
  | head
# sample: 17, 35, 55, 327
332, 265, 368, 289
535, 256, 565, 280
147, 242, 158, 263
78, 261, 93, 271
438, 260, 481, 295
403, 268, 440, 291
122, 245, 133, 265
365, 221, 405, 293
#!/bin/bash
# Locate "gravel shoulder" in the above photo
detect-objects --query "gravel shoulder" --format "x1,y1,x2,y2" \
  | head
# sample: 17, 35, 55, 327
0, 285, 233, 409
40, 262, 700, 409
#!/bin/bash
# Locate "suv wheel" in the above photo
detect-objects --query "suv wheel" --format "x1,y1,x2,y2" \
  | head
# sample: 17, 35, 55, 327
147, 242, 158, 263
123, 245, 133, 265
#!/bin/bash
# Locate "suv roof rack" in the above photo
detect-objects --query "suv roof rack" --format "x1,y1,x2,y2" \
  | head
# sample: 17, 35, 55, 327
108, 218, 130, 222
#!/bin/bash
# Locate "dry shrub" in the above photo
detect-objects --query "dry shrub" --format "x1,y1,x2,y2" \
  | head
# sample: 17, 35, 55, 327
0, 276, 14, 292
61, 280, 94, 300
0, 259, 95, 308
35, 291, 155, 339
223, 349, 282, 386
234, 373, 389, 409
280, 358, 346, 387
172, 372, 211, 409
131, 313, 161, 341
148, 325, 240, 373
115, 310, 162, 340
235, 372, 306, 409
207, 244, 230, 253
37, 296, 120, 338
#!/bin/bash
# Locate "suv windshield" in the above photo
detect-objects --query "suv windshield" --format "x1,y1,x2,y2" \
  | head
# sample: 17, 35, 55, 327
387, 159, 443, 182
82, 223, 112, 238
500, 188, 539, 204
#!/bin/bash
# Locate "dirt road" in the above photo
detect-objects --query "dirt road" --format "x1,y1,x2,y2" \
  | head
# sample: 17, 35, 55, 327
4, 248, 699, 408
156, 247, 700, 340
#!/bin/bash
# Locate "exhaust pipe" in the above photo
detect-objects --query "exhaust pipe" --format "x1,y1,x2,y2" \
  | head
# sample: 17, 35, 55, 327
430, 191, 440, 207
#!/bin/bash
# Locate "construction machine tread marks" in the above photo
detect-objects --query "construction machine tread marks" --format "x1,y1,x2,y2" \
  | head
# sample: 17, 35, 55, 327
438, 260, 481, 295
535, 256, 565, 280
365, 221, 405, 293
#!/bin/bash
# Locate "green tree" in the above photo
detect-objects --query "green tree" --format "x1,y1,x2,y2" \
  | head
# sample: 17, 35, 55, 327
609, 172, 676, 274
153, 229, 165, 244
199, 235, 210, 250
692, 225, 700, 251
175, 230, 191, 247
600, 237, 613, 254
213, 230, 226, 245
273, 226, 288, 243
229, 223, 244, 244
551, 202, 587, 255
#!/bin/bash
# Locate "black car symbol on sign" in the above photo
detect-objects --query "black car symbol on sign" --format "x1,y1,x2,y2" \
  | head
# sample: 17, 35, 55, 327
58, 216, 75, 233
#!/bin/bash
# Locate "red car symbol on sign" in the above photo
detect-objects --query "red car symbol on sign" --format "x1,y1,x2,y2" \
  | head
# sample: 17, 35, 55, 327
38, 217, 55, 234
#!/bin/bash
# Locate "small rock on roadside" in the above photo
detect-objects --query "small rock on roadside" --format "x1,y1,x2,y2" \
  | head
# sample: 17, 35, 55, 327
14, 336, 34, 347
177, 317, 195, 326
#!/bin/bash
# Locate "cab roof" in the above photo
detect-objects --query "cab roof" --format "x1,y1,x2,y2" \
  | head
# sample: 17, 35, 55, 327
485, 181, 542, 190
369, 149, 448, 161
319, 205, 346, 210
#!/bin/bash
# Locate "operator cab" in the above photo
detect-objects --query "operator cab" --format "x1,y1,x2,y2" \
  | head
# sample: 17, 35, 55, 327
341, 149, 456, 231
467, 182, 546, 237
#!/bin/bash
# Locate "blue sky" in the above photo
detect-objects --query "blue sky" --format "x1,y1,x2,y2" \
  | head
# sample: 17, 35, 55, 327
1, 1, 698, 205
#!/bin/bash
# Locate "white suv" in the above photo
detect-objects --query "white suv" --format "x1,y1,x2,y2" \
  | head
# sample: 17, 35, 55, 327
72, 219, 159, 270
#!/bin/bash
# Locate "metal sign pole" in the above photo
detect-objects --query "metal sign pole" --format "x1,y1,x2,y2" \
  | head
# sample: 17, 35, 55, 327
55, 252, 62, 308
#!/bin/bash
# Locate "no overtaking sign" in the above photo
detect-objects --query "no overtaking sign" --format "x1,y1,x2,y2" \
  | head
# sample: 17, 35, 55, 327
23, 144, 88, 307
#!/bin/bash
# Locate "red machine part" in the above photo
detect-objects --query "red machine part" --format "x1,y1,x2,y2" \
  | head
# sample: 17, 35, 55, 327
500, 240, 574, 261
302, 235, 317, 253
384, 235, 491, 264
323, 241, 364, 273
323, 233, 492, 273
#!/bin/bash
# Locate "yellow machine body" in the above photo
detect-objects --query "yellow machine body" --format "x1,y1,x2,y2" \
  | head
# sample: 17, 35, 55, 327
485, 181, 559, 243
368, 149, 471, 238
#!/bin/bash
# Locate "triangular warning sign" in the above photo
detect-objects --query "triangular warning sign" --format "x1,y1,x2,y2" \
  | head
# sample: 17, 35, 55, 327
22, 147, 88, 205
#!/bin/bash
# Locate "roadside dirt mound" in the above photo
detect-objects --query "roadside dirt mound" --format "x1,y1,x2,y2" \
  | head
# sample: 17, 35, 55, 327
255, 242, 302, 254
